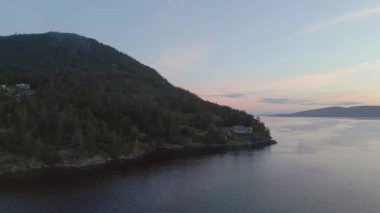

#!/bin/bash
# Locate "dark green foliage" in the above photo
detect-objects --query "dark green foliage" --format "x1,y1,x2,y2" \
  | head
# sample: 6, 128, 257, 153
204, 125, 229, 144
0, 32, 271, 163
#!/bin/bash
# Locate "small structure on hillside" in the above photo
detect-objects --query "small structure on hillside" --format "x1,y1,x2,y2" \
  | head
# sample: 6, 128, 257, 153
231, 125, 253, 135
16, 83, 30, 90
0, 83, 35, 97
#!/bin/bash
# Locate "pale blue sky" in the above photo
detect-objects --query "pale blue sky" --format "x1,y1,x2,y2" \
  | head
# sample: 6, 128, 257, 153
1, 0, 380, 114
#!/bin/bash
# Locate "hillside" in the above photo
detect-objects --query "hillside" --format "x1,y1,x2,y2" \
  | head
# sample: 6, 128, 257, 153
274, 106, 380, 117
0, 32, 273, 173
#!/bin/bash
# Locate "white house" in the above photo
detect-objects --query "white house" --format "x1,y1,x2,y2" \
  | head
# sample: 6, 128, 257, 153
16, 83, 30, 90
232, 125, 252, 134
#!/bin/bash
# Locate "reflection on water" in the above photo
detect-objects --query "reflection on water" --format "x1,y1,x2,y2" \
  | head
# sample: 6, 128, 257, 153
1, 117, 380, 213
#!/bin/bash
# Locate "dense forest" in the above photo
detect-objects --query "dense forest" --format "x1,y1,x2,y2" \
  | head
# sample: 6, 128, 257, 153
0, 32, 272, 169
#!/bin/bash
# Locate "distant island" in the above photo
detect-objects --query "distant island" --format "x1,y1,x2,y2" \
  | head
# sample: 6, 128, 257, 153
0, 32, 275, 174
273, 106, 380, 117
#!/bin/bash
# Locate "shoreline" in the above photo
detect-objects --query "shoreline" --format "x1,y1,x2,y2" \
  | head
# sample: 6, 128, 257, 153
0, 139, 277, 178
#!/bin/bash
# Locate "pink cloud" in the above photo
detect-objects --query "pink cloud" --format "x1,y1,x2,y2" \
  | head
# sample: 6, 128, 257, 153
186, 60, 380, 113
192, 60, 380, 96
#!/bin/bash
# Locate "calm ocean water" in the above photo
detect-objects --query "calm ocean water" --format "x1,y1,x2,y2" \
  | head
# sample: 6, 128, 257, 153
1, 117, 380, 213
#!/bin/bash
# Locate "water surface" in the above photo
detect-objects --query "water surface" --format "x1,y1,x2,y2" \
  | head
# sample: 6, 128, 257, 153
1, 117, 380, 212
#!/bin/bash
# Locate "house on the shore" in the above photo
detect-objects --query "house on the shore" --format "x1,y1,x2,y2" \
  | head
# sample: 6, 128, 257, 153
231, 125, 253, 135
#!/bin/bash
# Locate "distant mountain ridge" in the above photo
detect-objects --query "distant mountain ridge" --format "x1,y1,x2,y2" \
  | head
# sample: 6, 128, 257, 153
274, 106, 380, 117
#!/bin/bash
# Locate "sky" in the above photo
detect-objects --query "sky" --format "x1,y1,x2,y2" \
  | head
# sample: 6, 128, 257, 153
1, 0, 380, 114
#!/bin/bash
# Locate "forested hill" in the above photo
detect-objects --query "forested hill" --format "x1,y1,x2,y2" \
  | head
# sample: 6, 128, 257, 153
0, 32, 272, 170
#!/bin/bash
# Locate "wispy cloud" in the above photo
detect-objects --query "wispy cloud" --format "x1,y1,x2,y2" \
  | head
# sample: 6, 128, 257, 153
293, 5, 380, 38
192, 59, 380, 97
261, 98, 361, 106
334, 101, 363, 106
154, 43, 210, 73
209, 93, 246, 99
188, 60, 380, 113
261, 98, 319, 105
255, 61, 380, 92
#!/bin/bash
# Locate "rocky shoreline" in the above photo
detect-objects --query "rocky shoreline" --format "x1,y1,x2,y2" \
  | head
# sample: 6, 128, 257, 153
0, 139, 277, 176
